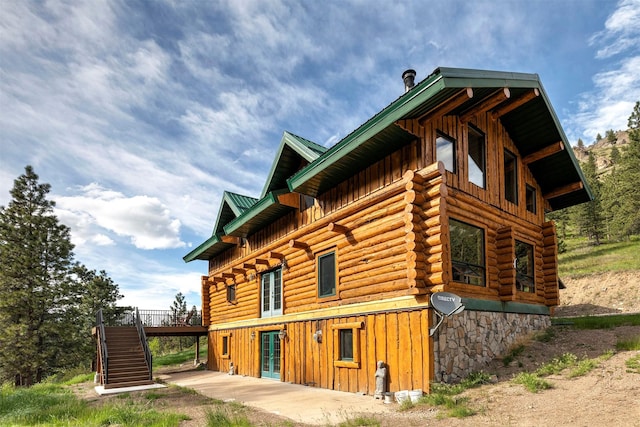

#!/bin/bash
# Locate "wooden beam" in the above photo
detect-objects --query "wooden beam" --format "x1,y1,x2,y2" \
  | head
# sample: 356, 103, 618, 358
232, 267, 246, 274
543, 181, 584, 200
327, 222, 350, 234
277, 192, 300, 208
222, 272, 236, 279
460, 88, 510, 123
267, 251, 285, 260
221, 235, 240, 244
212, 276, 226, 284
255, 258, 270, 265
243, 263, 255, 270
289, 239, 309, 250
522, 141, 564, 165
418, 88, 474, 125
491, 88, 539, 120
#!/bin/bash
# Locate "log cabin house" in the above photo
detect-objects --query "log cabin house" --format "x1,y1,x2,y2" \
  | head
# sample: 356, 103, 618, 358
184, 67, 591, 393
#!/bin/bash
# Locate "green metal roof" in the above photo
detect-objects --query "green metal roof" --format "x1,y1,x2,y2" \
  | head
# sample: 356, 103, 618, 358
223, 189, 294, 238
287, 67, 592, 210
185, 67, 593, 263
212, 191, 258, 234
261, 131, 327, 197
182, 233, 235, 262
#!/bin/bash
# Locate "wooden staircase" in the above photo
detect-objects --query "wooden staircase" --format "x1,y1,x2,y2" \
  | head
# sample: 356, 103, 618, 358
103, 326, 153, 389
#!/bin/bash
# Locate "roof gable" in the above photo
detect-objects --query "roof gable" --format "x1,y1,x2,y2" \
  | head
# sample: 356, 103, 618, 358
260, 131, 327, 197
212, 191, 258, 235
287, 67, 592, 211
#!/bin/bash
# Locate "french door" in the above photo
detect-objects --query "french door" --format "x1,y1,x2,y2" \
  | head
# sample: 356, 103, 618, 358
260, 331, 281, 379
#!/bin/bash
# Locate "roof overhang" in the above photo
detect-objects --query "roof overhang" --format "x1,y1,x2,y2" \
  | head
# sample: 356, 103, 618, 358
223, 189, 295, 238
183, 234, 235, 262
288, 67, 592, 210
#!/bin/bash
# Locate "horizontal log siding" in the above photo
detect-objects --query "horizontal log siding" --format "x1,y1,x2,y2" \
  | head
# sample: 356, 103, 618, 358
208, 308, 433, 394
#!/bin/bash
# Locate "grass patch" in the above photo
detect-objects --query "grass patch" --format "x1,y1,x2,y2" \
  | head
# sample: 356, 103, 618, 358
533, 328, 556, 343
411, 371, 490, 418
535, 353, 578, 376
552, 313, 640, 329
205, 404, 253, 427
616, 335, 640, 351
557, 236, 640, 277
512, 372, 552, 393
625, 354, 640, 374
338, 415, 381, 426
0, 380, 189, 426
502, 344, 525, 366
153, 345, 207, 368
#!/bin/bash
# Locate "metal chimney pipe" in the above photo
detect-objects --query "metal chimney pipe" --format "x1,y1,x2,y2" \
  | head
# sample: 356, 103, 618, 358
402, 69, 416, 93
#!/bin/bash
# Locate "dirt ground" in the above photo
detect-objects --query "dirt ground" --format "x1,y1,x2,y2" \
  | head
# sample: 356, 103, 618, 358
71, 271, 640, 426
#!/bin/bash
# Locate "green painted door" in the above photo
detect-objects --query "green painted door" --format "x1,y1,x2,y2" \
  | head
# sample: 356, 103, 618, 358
260, 331, 281, 380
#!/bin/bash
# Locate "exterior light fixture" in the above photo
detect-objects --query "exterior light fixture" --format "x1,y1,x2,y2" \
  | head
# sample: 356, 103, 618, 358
278, 329, 287, 340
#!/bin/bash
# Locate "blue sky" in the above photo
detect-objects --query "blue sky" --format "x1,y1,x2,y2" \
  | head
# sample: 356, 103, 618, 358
1, 0, 639, 310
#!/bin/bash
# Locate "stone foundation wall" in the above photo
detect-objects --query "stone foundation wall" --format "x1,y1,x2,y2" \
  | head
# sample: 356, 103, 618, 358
433, 310, 551, 383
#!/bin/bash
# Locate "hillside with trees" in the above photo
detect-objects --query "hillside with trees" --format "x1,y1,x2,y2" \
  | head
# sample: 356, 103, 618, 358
0, 166, 124, 386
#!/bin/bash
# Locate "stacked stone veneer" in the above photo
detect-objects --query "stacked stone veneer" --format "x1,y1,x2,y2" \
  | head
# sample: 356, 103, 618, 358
433, 309, 551, 383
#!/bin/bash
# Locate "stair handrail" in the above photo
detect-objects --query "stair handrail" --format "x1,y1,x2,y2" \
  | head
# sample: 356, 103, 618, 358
135, 307, 153, 381
96, 308, 108, 385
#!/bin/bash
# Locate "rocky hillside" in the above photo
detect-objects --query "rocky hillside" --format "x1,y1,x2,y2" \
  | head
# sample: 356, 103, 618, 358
572, 129, 630, 174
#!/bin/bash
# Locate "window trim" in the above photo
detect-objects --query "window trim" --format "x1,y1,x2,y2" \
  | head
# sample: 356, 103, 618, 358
221, 332, 231, 359
467, 124, 486, 189
260, 267, 283, 318
331, 322, 362, 368
504, 149, 518, 204
525, 184, 537, 214
515, 240, 535, 293
436, 130, 457, 173
449, 217, 487, 287
226, 284, 237, 304
316, 249, 338, 301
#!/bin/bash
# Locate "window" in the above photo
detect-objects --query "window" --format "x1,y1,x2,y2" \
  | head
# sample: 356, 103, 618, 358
526, 185, 536, 213
332, 322, 362, 368
515, 241, 535, 293
449, 218, 486, 286
436, 132, 456, 172
261, 268, 282, 317
468, 125, 486, 188
226, 284, 236, 303
317, 251, 336, 298
221, 333, 230, 359
339, 329, 353, 361
504, 149, 518, 204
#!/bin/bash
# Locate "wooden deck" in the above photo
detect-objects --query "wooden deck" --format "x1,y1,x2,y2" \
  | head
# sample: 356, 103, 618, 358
143, 326, 208, 337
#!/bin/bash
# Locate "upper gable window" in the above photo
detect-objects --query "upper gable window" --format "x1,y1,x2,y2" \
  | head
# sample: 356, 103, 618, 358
436, 132, 456, 173
504, 149, 518, 204
468, 125, 486, 188
526, 185, 537, 214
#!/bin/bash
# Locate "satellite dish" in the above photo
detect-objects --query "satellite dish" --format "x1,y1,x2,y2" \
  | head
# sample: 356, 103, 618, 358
429, 292, 465, 336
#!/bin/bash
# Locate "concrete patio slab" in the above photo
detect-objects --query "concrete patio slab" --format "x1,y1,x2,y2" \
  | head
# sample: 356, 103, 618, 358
158, 370, 396, 425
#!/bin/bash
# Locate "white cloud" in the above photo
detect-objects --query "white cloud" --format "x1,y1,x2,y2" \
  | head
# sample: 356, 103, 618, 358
566, 0, 640, 143
55, 184, 184, 250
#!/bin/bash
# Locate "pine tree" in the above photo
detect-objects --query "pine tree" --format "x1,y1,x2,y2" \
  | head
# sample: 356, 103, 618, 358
577, 138, 584, 149
605, 129, 617, 143
0, 166, 75, 385
609, 101, 640, 238
572, 153, 604, 244
0, 167, 123, 384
